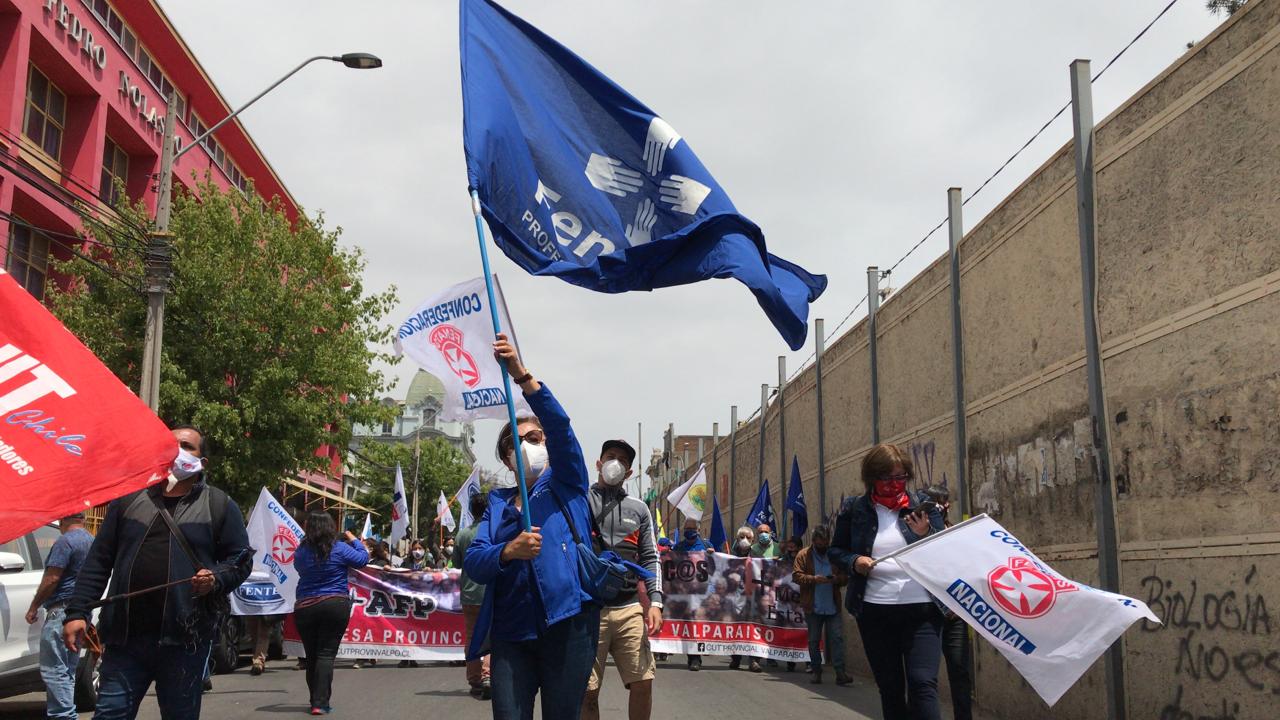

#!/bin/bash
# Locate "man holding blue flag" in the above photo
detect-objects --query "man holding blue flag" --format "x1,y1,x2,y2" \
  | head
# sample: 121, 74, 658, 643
461, 0, 826, 350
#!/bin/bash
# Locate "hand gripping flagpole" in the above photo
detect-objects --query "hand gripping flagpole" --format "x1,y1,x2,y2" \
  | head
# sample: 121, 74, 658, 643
471, 189, 533, 531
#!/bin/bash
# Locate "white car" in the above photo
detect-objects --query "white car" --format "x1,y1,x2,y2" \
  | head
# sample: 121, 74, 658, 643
0, 524, 98, 709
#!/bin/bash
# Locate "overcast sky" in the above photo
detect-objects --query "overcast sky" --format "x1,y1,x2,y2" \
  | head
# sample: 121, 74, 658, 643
160, 0, 1225, 484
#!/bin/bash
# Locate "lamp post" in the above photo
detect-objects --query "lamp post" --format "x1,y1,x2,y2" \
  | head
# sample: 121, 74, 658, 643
138, 53, 383, 409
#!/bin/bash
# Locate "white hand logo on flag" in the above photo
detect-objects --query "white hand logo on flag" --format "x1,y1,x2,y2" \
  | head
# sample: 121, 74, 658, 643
642, 117, 681, 176
660, 175, 712, 215
585, 153, 644, 197
625, 198, 658, 246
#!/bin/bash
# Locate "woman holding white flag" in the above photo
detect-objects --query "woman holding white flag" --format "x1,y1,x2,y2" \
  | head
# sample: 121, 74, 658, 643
830, 443, 946, 720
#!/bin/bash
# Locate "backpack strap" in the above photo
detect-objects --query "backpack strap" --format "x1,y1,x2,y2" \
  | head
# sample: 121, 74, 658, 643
151, 493, 206, 572
552, 486, 586, 543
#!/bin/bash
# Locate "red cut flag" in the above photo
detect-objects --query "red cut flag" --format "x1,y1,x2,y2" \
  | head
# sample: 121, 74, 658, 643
0, 269, 176, 543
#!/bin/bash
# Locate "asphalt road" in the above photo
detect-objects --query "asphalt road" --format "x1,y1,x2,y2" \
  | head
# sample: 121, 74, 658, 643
0, 655, 904, 719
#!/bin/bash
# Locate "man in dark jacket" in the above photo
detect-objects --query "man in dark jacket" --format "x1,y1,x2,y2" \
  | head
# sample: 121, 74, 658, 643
63, 425, 252, 720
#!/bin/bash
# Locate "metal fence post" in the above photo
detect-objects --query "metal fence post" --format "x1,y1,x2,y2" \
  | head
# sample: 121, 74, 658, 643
867, 266, 882, 444
815, 319, 827, 520
947, 189, 969, 519
712, 421, 720, 508
778, 356, 787, 540
758, 383, 768, 528
729, 406, 738, 529
1071, 58, 1126, 720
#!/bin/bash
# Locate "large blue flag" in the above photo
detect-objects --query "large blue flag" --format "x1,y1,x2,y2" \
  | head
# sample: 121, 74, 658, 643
460, 0, 827, 350
709, 492, 728, 553
786, 456, 808, 538
745, 480, 775, 530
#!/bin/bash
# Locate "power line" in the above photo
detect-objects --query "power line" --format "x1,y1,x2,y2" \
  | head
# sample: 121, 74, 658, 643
784, 0, 1182, 386
0, 128, 154, 240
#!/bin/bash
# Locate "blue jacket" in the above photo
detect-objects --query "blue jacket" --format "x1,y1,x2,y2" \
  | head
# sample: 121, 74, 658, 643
464, 384, 592, 657
828, 491, 945, 618
674, 534, 711, 552
295, 538, 369, 599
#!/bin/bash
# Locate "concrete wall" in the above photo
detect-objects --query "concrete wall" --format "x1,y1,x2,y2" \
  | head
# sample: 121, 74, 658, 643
673, 3, 1280, 717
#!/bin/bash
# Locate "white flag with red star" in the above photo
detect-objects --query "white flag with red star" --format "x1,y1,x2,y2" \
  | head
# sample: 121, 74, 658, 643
886, 514, 1159, 706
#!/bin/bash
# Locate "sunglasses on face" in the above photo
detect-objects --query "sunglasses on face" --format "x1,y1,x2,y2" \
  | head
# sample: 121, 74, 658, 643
879, 473, 911, 482
519, 430, 545, 445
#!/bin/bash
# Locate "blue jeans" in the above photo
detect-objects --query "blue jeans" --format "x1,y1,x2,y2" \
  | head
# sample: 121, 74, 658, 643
490, 606, 600, 720
93, 635, 212, 720
40, 606, 78, 720
805, 611, 846, 673
856, 602, 943, 720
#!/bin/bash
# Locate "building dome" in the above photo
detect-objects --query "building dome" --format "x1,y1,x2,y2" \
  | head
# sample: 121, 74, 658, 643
404, 370, 446, 408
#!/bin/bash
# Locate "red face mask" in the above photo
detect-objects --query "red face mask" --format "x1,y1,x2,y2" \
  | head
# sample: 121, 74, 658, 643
872, 479, 909, 510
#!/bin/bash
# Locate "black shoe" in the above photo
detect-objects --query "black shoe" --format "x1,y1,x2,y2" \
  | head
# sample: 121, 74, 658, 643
749, 660, 763, 673
729, 657, 741, 670
688, 657, 702, 671
398, 660, 410, 668
803, 663, 813, 673
835, 672, 854, 686
471, 679, 492, 701
810, 672, 823, 685
202, 678, 213, 692
786, 661, 796, 672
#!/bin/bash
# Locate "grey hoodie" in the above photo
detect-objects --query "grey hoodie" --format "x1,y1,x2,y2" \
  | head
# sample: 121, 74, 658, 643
588, 483, 664, 608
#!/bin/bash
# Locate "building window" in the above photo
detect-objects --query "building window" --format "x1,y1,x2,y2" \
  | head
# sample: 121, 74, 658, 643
23, 66, 66, 161
381, 420, 394, 436
5, 223, 50, 301
100, 138, 130, 206
88, 0, 186, 122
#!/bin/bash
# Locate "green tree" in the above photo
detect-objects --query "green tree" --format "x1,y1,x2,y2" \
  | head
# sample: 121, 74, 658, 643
346, 437, 473, 541
48, 181, 398, 507
1207, 0, 1247, 15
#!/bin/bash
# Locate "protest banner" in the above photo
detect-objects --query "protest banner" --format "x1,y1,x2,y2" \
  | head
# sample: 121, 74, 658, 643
231, 488, 305, 616
0, 269, 175, 543
283, 566, 464, 661
887, 514, 1160, 706
649, 550, 807, 661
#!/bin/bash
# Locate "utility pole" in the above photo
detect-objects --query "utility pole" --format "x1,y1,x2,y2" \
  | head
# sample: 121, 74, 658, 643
411, 423, 421, 545
138, 94, 177, 410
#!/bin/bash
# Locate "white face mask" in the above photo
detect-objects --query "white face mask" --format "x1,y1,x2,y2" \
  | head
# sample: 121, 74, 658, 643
600, 459, 627, 486
412, 549, 425, 560
167, 448, 203, 490
509, 442, 549, 478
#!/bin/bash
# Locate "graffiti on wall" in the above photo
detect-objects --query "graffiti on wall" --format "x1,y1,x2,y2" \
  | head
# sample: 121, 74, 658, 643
1140, 563, 1276, 720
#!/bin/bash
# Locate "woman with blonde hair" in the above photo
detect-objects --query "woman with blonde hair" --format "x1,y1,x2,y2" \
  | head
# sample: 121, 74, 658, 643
830, 443, 945, 720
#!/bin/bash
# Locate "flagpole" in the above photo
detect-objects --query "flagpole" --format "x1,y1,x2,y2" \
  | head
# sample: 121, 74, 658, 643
471, 190, 533, 531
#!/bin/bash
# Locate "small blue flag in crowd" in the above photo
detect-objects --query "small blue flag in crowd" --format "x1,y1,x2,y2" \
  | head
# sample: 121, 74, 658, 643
460, 0, 827, 350
745, 480, 775, 530
709, 493, 728, 552
786, 456, 808, 538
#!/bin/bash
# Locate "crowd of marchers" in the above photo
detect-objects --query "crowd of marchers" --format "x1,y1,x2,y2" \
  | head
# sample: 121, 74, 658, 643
24, 336, 971, 720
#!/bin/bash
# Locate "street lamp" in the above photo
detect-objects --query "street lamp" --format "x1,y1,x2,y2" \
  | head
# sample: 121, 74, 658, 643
138, 53, 383, 410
